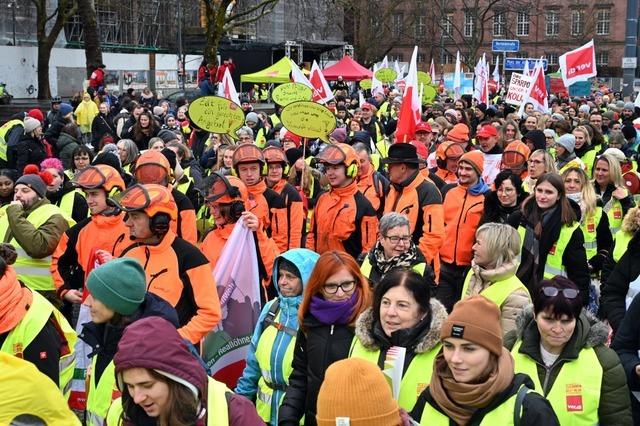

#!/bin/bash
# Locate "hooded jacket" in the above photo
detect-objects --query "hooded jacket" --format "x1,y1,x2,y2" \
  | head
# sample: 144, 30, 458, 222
113, 317, 262, 426
235, 249, 319, 425
56, 131, 81, 170
505, 306, 632, 426
15, 133, 47, 174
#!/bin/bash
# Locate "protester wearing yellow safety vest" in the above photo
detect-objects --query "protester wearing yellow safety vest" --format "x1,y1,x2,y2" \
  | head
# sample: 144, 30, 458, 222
80, 258, 179, 426
349, 269, 447, 411
107, 316, 263, 425
505, 277, 632, 425
41, 158, 89, 223
0, 166, 72, 301
573, 126, 598, 177
0, 243, 76, 397
593, 154, 636, 238
410, 296, 559, 425
0, 352, 81, 426
0, 116, 24, 168
359, 213, 431, 288
509, 173, 590, 306
166, 139, 203, 209
461, 223, 530, 336
601, 207, 640, 287
245, 112, 268, 148
235, 249, 319, 425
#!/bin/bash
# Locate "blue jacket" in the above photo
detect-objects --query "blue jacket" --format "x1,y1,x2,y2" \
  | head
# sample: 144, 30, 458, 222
235, 248, 319, 425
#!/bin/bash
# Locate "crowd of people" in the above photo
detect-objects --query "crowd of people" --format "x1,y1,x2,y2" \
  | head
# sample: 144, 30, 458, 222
1, 69, 640, 426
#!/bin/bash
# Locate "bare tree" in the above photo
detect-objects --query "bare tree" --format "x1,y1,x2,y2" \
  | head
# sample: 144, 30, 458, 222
32, 0, 78, 99
202, 0, 280, 62
76, 0, 103, 79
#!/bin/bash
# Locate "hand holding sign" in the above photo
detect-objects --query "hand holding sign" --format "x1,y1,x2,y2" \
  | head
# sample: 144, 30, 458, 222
272, 82, 313, 106
188, 96, 245, 139
280, 101, 337, 143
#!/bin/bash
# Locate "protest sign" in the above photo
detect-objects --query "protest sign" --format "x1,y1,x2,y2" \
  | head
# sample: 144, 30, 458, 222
280, 101, 337, 142
188, 96, 245, 138
272, 82, 313, 106
504, 73, 533, 106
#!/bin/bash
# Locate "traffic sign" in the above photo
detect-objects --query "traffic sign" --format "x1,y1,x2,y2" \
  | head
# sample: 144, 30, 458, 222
492, 40, 520, 52
622, 57, 637, 69
504, 58, 548, 72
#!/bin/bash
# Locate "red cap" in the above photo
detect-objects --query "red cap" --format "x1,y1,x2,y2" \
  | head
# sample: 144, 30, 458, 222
476, 124, 498, 138
410, 141, 429, 159
361, 102, 374, 111
27, 109, 44, 124
415, 121, 433, 133
283, 131, 302, 147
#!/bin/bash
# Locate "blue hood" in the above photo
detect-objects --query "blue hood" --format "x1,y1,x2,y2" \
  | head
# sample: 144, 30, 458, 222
272, 248, 319, 301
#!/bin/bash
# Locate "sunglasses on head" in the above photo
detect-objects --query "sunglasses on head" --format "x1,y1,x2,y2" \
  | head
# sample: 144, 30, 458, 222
541, 286, 579, 299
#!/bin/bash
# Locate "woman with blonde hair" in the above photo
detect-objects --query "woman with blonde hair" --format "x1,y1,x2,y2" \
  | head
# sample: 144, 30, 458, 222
523, 149, 557, 193
602, 207, 640, 283
461, 222, 530, 335
573, 125, 597, 176
593, 153, 636, 237
500, 119, 522, 145
279, 250, 372, 426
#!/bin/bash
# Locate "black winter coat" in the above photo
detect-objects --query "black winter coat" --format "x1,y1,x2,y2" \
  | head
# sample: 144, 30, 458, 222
600, 230, 640, 332
612, 291, 640, 423
15, 134, 47, 174
480, 190, 527, 225
91, 112, 115, 146
278, 313, 355, 426
44, 113, 70, 147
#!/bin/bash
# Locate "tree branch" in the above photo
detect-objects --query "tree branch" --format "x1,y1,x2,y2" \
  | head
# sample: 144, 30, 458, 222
226, 0, 279, 24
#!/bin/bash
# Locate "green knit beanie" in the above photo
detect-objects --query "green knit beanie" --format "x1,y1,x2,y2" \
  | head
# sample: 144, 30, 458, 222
86, 258, 146, 315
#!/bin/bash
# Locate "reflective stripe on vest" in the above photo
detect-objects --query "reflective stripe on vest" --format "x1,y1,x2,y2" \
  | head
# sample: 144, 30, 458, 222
511, 340, 601, 425
418, 385, 530, 425
0, 290, 77, 397
580, 207, 603, 259
254, 310, 296, 423
360, 257, 427, 281
86, 359, 118, 426
106, 377, 231, 426
613, 231, 633, 262
461, 270, 529, 308
349, 338, 440, 410
0, 203, 75, 291
517, 223, 579, 279
604, 199, 623, 236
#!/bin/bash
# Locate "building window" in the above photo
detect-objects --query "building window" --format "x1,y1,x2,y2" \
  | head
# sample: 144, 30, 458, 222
546, 53, 559, 66
442, 51, 455, 64
596, 51, 608, 66
441, 13, 453, 38
417, 53, 425, 63
391, 53, 404, 62
571, 10, 584, 36
546, 11, 559, 37
517, 11, 529, 36
415, 15, 426, 39
596, 9, 610, 35
464, 11, 475, 38
493, 11, 506, 37
392, 13, 403, 37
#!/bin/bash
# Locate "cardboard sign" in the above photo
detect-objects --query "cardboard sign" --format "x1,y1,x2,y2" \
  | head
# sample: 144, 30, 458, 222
272, 82, 313, 106
188, 96, 245, 138
360, 78, 372, 89
417, 71, 432, 86
375, 68, 397, 83
504, 73, 533, 106
280, 101, 337, 142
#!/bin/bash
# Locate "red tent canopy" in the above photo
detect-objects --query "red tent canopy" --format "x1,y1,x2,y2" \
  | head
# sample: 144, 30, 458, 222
322, 56, 373, 81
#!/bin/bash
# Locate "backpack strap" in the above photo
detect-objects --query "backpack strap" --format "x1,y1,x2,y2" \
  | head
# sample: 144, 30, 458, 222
262, 298, 297, 336
513, 385, 529, 426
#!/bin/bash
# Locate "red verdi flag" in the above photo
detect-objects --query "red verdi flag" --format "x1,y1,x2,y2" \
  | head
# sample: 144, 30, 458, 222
559, 40, 597, 87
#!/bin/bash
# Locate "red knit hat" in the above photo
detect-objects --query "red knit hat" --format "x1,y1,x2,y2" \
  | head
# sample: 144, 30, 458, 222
27, 109, 44, 124
446, 123, 470, 144
459, 150, 484, 175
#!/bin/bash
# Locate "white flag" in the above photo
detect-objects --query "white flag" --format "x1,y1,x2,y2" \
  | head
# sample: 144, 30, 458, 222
217, 66, 241, 105
453, 51, 462, 100
289, 59, 313, 89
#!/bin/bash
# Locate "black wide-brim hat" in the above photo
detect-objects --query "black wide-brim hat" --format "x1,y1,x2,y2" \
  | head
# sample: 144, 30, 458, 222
382, 142, 423, 164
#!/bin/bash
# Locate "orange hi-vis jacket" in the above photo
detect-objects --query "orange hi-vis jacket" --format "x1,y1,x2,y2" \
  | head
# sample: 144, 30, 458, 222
356, 166, 386, 215
51, 212, 130, 299
307, 180, 378, 259
384, 170, 445, 274
440, 184, 486, 266
272, 179, 304, 249
120, 230, 221, 344
246, 179, 288, 253
170, 187, 198, 246
435, 167, 458, 185
201, 221, 279, 293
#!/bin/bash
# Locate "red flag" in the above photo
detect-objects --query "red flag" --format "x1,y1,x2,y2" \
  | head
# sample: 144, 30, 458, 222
395, 46, 421, 142
309, 60, 334, 104
559, 40, 597, 87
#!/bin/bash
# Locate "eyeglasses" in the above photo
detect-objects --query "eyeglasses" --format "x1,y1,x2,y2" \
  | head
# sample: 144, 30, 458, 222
541, 286, 579, 299
323, 280, 356, 294
384, 235, 412, 244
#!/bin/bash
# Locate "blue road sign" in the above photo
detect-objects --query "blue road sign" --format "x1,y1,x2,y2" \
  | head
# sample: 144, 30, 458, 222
504, 58, 548, 72
492, 40, 520, 52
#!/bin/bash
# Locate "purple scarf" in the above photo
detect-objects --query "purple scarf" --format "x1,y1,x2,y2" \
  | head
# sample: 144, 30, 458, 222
309, 289, 359, 325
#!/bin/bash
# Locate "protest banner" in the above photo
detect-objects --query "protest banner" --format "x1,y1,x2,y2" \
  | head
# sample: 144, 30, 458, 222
188, 96, 245, 139
280, 101, 337, 142
272, 82, 313, 106
504, 73, 533, 106
559, 40, 597, 87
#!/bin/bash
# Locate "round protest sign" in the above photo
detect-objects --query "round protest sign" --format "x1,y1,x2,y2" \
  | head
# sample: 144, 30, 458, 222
417, 71, 432, 86
280, 101, 336, 142
374, 68, 397, 83
360, 79, 372, 89
272, 82, 313, 106
188, 96, 245, 138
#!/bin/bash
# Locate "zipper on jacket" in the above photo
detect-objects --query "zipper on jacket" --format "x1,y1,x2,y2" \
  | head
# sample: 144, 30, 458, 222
462, 201, 483, 223
452, 191, 468, 264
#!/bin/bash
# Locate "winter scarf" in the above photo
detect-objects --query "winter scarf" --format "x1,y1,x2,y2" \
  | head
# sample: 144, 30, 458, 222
469, 178, 490, 196
0, 267, 33, 334
556, 150, 578, 170
310, 289, 359, 325
429, 348, 514, 425
372, 241, 420, 275
465, 258, 519, 298
518, 204, 559, 289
